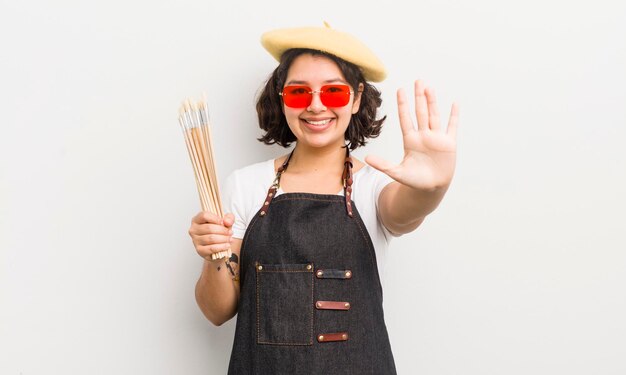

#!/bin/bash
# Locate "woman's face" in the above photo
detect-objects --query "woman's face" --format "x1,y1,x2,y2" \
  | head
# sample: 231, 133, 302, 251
282, 54, 362, 151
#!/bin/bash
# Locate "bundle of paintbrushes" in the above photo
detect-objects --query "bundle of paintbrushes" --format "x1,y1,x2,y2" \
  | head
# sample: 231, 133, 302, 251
178, 96, 230, 260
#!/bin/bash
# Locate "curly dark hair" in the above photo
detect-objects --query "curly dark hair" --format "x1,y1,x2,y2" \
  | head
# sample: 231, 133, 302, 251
256, 48, 386, 151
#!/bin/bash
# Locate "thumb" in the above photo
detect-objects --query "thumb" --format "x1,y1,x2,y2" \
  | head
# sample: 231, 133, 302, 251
365, 154, 394, 173
223, 213, 235, 228
365, 154, 401, 182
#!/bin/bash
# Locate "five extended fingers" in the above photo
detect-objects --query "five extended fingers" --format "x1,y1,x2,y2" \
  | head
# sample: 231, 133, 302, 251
400, 79, 458, 138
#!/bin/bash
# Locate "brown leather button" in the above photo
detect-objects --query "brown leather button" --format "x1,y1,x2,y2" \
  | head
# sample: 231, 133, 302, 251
315, 301, 351, 310
317, 332, 348, 343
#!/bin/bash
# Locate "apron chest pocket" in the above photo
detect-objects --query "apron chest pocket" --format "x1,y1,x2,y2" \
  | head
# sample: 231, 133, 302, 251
255, 262, 314, 345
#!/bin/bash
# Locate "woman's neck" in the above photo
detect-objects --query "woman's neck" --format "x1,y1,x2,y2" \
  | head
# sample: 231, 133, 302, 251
287, 143, 347, 173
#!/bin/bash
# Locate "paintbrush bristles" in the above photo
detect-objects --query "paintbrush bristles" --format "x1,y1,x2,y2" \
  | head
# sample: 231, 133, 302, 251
179, 96, 231, 261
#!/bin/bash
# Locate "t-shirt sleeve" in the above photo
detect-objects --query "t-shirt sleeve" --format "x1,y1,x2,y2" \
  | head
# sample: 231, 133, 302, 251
221, 170, 247, 239
373, 171, 393, 212
372, 170, 401, 240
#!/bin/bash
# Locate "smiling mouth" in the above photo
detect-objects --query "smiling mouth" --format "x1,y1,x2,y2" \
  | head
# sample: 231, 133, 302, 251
303, 119, 332, 125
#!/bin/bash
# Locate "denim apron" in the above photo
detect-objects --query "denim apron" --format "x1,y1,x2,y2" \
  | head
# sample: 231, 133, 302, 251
227, 150, 397, 374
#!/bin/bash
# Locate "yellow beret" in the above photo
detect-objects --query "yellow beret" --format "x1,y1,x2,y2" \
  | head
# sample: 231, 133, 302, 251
260, 22, 387, 82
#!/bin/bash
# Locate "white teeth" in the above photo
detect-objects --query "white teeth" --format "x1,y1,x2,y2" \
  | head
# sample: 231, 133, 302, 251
305, 119, 331, 125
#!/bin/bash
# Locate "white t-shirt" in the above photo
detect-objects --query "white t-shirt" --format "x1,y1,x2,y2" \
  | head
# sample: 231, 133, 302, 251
222, 159, 396, 281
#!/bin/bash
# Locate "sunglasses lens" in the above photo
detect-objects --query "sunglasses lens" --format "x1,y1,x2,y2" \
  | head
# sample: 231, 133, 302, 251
281, 84, 352, 108
320, 85, 351, 107
282, 86, 311, 108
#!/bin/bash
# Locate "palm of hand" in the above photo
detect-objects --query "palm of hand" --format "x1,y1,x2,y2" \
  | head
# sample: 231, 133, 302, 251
366, 80, 459, 191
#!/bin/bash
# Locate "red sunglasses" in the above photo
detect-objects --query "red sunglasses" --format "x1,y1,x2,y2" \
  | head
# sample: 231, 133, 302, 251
280, 84, 354, 108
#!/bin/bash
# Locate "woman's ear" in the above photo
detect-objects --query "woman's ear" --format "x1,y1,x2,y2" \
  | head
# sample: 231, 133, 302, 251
351, 83, 365, 114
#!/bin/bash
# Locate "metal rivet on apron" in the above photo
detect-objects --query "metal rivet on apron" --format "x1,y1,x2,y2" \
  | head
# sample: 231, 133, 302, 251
257, 265, 263, 271
306, 264, 312, 270
318, 335, 324, 341
345, 270, 352, 278
344, 302, 350, 308
260, 211, 266, 216
342, 333, 348, 340
316, 270, 323, 277
264, 201, 269, 206
316, 302, 322, 308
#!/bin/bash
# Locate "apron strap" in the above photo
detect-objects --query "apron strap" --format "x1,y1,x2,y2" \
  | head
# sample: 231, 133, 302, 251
259, 147, 354, 218
342, 149, 354, 218
259, 150, 294, 217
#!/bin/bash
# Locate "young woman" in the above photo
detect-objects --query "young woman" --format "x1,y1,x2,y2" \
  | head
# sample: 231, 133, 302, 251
188, 24, 459, 374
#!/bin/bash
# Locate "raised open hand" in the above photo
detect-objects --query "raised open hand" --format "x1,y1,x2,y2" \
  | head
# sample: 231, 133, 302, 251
366, 80, 459, 191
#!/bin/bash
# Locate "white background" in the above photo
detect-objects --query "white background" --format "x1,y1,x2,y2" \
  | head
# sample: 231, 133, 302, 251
1, 0, 625, 374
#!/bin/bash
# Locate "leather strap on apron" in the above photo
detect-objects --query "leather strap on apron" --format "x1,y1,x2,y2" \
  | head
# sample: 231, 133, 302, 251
259, 148, 354, 217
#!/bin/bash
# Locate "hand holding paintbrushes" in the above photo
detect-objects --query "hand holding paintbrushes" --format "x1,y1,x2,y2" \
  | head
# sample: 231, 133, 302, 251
178, 96, 231, 261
